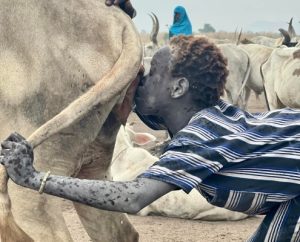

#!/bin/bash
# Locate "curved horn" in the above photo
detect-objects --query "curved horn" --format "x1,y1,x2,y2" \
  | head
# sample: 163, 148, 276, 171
279, 28, 291, 46
148, 12, 159, 45
288, 17, 296, 39
236, 28, 243, 45
233, 26, 238, 41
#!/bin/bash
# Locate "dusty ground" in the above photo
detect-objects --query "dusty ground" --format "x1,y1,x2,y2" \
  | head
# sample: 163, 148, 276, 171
62, 93, 268, 242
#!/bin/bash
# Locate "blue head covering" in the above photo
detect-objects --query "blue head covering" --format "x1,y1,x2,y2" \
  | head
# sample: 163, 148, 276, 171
169, 6, 192, 38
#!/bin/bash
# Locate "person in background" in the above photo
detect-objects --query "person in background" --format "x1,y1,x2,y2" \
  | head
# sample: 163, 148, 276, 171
169, 6, 192, 38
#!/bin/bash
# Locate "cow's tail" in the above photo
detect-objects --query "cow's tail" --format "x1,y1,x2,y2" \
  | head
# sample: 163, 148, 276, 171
27, 9, 142, 147
234, 49, 251, 108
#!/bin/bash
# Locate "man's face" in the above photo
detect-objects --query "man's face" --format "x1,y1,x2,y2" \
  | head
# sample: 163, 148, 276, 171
135, 47, 174, 116
174, 12, 181, 23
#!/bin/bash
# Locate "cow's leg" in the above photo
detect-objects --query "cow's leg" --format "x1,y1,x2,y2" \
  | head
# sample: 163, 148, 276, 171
73, 114, 139, 242
243, 86, 251, 110
9, 111, 108, 241
9, 134, 83, 242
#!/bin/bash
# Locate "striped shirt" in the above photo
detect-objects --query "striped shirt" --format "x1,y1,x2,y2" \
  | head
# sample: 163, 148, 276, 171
139, 99, 300, 215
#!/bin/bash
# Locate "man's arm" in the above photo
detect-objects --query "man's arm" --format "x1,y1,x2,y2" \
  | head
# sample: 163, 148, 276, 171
0, 133, 176, 214
29, 174, 174, 214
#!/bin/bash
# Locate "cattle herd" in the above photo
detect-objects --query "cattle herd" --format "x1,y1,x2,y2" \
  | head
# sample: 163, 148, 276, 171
0, 1, 300, 241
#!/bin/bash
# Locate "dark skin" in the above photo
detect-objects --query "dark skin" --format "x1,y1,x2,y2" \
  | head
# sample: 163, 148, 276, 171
105, 0, 136, 18
0, 47, 202, 214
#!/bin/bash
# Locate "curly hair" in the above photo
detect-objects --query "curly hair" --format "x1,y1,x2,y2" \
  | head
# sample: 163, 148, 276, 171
169, 35, 228, 108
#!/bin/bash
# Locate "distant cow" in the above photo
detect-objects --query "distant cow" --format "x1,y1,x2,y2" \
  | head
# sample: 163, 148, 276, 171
218, 44, 251, 109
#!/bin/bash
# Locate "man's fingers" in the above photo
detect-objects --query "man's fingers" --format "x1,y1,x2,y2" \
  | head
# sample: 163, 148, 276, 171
1, 141, 28, 154
1, 141, 15, 150
105, 0, 114, 6
12, 132, 26, 142
4, 132, 26, 143
105, 0, 127, 7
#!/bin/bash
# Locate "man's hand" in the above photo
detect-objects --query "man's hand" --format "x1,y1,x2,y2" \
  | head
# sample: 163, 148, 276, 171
105, 0, 126, 6
105, 0, 136, 18
113, 66, 145, 125
0, 132, 37, 187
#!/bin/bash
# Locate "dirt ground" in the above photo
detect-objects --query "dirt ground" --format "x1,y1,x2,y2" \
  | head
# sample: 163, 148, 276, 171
62, 93, 268, 242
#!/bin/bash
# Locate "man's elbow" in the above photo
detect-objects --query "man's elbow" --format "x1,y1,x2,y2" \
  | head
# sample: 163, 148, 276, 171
125, 192, 152, 214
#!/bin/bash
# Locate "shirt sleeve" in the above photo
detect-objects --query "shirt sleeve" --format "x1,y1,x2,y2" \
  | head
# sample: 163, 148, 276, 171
138, 136, 227, 193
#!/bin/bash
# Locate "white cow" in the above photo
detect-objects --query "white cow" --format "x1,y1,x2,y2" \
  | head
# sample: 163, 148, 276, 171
240, 39, 299, 109
110, 125, 248, 221
262, 47, 300, 109
0, 1, 142, 241
245, 36, 282, 48
242, 18, 298, 48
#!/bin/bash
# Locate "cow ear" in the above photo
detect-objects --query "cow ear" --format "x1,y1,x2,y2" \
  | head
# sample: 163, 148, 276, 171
132, 133, 156, 146
125, 126, 156, 146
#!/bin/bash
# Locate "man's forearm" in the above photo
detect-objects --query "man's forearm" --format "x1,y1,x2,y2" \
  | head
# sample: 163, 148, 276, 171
26, 172, 174, 214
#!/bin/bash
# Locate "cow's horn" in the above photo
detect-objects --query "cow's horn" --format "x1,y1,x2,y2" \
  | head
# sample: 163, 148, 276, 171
236, 28, 243, 45
288, 17, 296, 39
148, 12, 159, 46
279, 28, 291, 46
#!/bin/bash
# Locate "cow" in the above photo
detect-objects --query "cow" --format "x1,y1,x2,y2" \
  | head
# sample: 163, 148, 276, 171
110, 125, 249, 221
243, 35, 282, 47
0, 0, 142, 241
239, 22, 299, 111
261, 47, 300, 110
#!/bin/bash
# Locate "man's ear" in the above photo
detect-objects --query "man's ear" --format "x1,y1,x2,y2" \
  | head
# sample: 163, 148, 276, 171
170, 77, 189, 98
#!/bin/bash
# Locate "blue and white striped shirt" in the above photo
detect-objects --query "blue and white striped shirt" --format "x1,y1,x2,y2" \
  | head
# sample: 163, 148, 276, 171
139, 99, 300, 215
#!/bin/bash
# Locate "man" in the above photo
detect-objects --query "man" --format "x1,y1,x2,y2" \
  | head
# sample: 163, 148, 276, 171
1, 3, 300, 240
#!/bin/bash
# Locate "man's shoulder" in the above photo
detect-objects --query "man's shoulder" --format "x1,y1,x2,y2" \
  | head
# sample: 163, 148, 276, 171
188, 99, 235, 124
